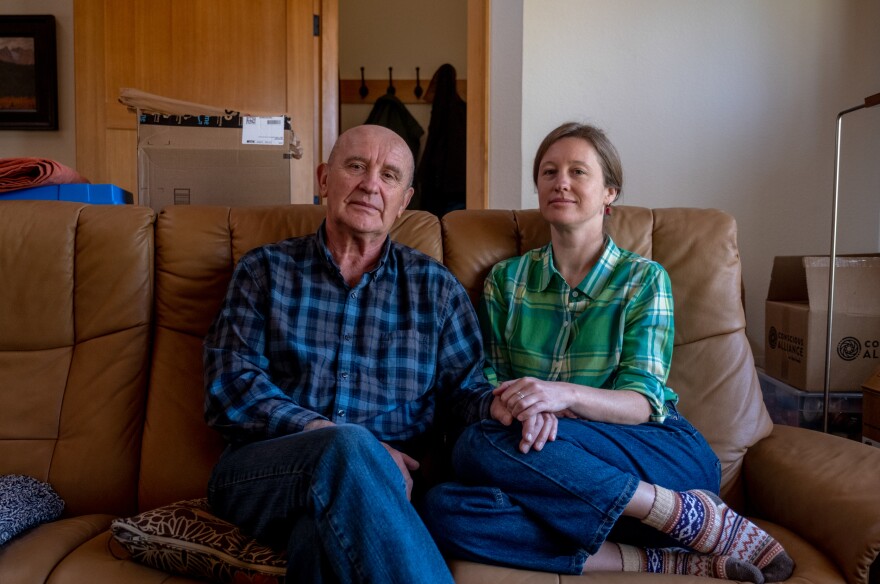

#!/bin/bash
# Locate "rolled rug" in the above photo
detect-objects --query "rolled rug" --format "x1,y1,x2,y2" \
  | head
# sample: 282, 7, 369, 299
0, 157, 89, 193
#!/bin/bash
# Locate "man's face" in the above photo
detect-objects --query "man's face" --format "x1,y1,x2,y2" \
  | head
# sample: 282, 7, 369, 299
318, 126, 415, 241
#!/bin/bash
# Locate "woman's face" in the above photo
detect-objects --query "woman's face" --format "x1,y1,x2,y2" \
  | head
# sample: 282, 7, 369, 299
536, 137, 617, 231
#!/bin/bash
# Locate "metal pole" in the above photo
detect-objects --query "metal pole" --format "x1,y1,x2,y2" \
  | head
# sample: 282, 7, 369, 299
823, 103, 865, 432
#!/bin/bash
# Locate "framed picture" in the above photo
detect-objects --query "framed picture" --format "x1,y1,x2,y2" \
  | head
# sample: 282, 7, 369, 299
0, 15, 58, 130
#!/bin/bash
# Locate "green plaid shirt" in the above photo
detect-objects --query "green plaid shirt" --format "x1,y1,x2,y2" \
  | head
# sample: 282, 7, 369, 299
478, 237, 677, 422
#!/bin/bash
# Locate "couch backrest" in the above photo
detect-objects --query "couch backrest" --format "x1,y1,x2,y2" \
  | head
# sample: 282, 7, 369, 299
0, 201, 155, 517
441, 206, 773, 499
143, 203, 771, 509
141, 204, 441, 511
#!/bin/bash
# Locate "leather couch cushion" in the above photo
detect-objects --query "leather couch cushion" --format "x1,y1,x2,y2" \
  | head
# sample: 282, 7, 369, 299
0, 201, 154, 518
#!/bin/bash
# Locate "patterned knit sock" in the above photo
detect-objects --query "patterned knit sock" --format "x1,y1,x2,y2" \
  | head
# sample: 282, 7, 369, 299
642, 487, 794, 582
618, 544, 765, 583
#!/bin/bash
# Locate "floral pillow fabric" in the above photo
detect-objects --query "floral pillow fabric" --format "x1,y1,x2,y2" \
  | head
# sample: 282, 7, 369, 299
110, 498, 286, 583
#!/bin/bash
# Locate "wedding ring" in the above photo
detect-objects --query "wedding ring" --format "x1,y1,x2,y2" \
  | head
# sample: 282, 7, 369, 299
516, 391, 526, 401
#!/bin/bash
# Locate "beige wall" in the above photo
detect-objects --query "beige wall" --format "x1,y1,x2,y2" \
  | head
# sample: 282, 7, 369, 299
490, 0, 880, 358
0, 0, 76, 167
338, 0, 468, 147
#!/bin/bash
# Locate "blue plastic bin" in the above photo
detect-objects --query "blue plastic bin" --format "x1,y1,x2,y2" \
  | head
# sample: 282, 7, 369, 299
0, 184, 133, 204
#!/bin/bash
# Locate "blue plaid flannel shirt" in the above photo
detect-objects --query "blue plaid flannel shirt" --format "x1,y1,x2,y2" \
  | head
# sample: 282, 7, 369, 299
204, 224, 493, 448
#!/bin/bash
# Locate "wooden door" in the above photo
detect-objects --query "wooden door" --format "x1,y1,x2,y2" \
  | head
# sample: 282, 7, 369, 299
74, 0, 335, 204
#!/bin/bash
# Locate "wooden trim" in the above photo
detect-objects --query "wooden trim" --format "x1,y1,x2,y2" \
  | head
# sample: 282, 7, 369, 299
339, 78, 467, 105
466, 0, 489, 209
73, 0, 106, 181
320, 0, 339, 163
287, 0, 317, 203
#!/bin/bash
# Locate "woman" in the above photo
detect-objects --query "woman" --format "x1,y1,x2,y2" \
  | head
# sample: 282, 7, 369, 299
424, 122, 793, 583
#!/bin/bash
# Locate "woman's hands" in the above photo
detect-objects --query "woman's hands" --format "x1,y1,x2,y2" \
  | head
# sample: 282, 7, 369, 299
494, 377, 579, 421
489, 377, 579, 454
492, 377, 655, 429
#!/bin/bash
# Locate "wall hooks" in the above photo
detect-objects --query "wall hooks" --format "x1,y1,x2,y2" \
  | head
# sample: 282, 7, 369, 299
358, 67, 368, 99
387, 67, 396, 95
414, 67, 423, 99
341, 66, 467, 104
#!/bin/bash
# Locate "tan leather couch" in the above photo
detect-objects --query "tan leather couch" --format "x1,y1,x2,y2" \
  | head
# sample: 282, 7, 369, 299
2, 200, 880, 584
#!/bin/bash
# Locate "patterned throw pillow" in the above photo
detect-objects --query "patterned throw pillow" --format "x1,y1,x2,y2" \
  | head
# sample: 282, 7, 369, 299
0, 474, 65, 546
110, 498, 286, 583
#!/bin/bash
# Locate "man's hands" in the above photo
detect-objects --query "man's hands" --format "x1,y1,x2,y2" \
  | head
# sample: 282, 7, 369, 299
303, 419, 419, 501
381, 443, 420, 501
490, 377, 578, 454
304, 419, 337, 432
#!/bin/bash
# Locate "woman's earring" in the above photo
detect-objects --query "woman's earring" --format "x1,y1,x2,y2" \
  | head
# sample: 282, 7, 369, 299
604, 206, 612, 216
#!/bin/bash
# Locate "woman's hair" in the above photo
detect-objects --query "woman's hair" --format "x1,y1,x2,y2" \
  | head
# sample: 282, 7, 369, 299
532, 122, 623, 201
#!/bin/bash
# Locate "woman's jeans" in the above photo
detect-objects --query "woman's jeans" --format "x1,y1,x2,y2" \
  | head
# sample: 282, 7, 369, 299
207, 424, 454, 584
422, 409, 721, 575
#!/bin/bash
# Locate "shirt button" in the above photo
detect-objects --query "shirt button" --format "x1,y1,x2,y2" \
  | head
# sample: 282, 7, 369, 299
337, 410, 345, 418
341, 372, 349, 380
562, 321, 569, 327
572, 290, 579, 297
350, 292, 358, 299
344, 334, 352, 341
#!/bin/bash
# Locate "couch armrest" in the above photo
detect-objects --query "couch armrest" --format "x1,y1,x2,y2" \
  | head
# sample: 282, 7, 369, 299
743, 424, 880, 584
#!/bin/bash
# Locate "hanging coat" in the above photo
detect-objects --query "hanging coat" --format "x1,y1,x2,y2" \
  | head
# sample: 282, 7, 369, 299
364, 93, 425, 166
416, 64, 467, 217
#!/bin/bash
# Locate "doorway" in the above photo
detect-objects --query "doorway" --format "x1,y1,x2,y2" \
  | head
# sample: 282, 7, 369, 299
325, 0, 488, 209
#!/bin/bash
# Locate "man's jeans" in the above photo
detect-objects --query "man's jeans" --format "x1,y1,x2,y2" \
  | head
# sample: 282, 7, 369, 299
207, 424, 454, 584
423, 410, 721, 575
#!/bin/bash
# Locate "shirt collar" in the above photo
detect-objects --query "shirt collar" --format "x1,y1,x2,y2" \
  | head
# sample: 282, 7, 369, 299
534, 236, 621, 299
316, 221, 393, 283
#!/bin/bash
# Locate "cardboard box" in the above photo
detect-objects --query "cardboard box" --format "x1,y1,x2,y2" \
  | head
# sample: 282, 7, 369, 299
863, 363, 880, 392
137, 113, 296, 210
861, 364, 880, 443
764, 255, 880, 391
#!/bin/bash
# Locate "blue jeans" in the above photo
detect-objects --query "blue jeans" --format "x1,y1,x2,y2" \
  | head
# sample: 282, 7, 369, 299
207, 424, 454, 584
422, 409, 721, 575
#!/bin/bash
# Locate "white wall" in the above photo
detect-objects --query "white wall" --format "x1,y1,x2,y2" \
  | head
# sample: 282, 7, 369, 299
488, 1, 523, 210
0, 0, 76, 168
490, 0, 880, 356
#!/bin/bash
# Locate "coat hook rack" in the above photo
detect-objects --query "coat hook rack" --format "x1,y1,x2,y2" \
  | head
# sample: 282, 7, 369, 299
358, 67, 368, 99
340, 66, 467, 104
414, 67, 423, 99
387, 67, 396, 95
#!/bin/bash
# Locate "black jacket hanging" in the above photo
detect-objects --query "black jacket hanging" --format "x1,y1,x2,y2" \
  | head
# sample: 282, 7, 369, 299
364, 93, 424, 166
416, 64, 467, 217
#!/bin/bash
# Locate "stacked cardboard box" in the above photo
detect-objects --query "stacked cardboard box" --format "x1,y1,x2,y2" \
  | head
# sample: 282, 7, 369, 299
765, 255, 880, 392
137, 113, 298, 211
862, 366, 880, 446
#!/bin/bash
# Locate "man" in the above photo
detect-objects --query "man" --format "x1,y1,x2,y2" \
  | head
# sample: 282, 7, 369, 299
203, 125, 550, 583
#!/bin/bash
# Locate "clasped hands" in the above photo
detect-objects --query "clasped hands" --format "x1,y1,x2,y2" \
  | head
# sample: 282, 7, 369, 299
490, 377, 577, 454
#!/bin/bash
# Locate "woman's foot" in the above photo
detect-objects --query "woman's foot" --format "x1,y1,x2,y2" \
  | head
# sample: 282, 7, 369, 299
617, 544, 764, 583
643, 487, 794, 581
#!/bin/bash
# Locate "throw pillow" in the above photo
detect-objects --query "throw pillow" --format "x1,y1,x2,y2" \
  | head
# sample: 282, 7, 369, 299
110, 498, 286, 583
0, 474, 65, 546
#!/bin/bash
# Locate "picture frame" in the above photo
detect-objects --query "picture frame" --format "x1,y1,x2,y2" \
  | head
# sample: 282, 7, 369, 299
0, 15, 58, 131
